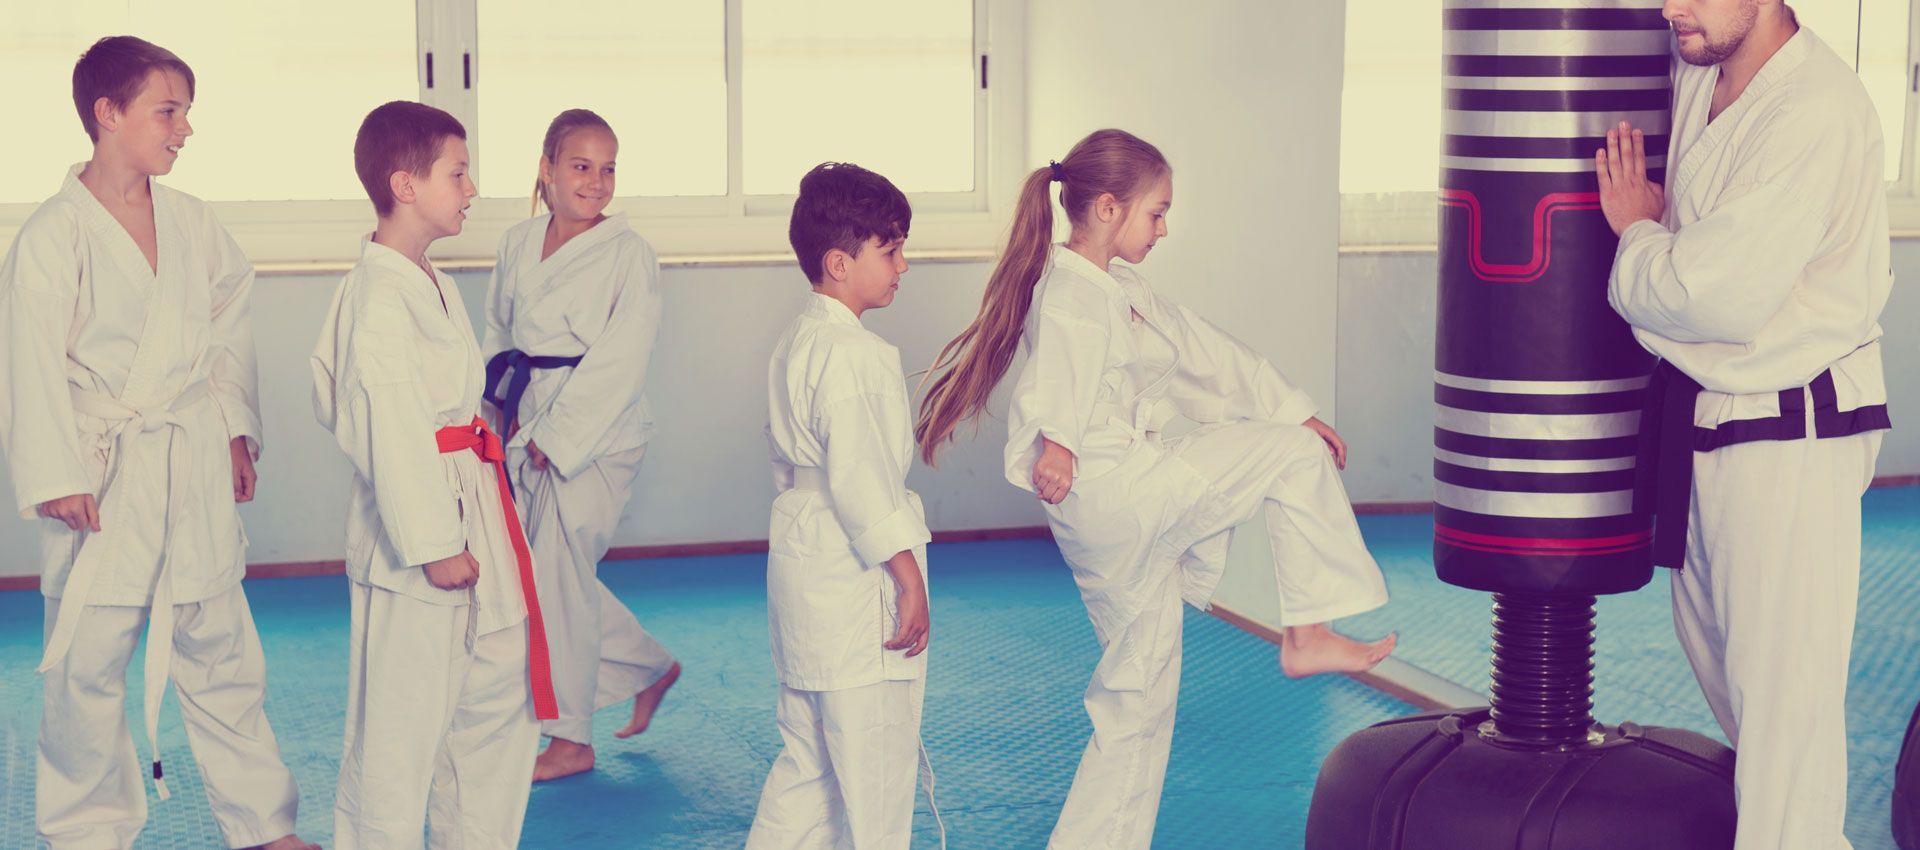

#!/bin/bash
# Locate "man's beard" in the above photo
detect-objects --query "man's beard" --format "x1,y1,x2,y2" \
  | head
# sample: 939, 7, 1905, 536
1676, 1, 1758, 66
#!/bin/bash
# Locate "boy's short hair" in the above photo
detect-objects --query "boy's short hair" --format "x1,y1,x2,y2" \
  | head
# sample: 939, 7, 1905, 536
789, 162, 912, 284
353, 101, 467, 218
72, 36, 195, 143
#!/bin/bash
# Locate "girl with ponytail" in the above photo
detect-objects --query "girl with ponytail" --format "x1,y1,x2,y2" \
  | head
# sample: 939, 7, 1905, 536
916, 129, 1397, 848
480, 108, 680, 782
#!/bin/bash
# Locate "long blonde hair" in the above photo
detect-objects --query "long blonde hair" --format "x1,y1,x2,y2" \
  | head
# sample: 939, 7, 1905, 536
914, 129, 1170, 465
531, 108, 615, 217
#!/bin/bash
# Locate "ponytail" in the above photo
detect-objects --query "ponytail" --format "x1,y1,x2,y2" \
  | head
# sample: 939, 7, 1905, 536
914, 129, 1170, 465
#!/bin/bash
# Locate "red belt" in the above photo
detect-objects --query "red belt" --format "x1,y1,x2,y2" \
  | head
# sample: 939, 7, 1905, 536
436, 415, 558, 720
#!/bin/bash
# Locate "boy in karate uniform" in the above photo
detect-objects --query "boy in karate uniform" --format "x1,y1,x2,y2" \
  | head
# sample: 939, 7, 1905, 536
0, 35, 312, 850
311, 100, 558, 849
745, 163, 933, 850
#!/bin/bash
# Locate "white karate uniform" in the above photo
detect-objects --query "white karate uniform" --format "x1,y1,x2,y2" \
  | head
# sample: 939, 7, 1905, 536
0, 164, 299, 849
1006, 246, 1389, 850
481, 213, 677, 745
1608, 27, 1891, 850
312, 239, 541, 850
746, 292, 933, 850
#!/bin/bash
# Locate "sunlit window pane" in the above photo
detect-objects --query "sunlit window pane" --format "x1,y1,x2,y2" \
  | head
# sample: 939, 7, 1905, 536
742, 0, 975, 195
1339, 0, 1441, 195
476, 0, 726, 199
1796, 0, 1909, 180
0, 1, 416, 203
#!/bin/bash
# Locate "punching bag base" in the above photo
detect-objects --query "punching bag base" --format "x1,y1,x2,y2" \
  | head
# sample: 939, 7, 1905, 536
1306, 708, 1736, 850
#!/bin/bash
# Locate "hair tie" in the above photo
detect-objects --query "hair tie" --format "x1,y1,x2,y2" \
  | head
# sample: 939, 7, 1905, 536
1048, 160, 1066, 182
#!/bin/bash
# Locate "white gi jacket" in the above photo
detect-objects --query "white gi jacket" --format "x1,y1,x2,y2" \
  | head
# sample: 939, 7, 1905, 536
481, 213, 661, 479
1004, 246, 1319, 641
311, 239, 527, 635
1611, 26, 1891, 442
0, 164, 261, 608
765, 292, 931, 692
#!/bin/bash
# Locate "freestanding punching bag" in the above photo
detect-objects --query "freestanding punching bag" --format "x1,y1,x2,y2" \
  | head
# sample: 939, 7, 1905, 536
1304, 4, 1739, 847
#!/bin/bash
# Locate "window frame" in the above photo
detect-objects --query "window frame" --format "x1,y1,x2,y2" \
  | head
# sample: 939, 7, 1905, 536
0, 0, 1026, 264
1339, 0, 1920, 250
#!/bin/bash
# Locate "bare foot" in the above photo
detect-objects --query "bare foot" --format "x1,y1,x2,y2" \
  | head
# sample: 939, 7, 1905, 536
253, 836, 320, 850
614, 661, 681, 739
532, 738, 595, 782
1279, 624, 1396, 679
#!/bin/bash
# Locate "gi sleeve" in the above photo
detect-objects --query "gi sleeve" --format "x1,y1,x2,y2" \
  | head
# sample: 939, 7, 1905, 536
816, 345, 929, 567
329, 285, 466, 567
0, 213, 92, 517
204, 212, 264, 459
1161, 298, 1318, 426
526, 240, 663, 479
1609, 104, 1847, 349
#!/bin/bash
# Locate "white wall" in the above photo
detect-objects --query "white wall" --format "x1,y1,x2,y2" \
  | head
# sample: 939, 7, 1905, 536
0, 259, 1043, 578
1022, 0, 1347, 628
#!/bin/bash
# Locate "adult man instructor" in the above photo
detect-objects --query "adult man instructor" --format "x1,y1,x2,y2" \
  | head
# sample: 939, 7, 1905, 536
1597, 1, 1892, 847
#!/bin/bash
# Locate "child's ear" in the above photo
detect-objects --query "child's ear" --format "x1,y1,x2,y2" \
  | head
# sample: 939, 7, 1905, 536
823, 248, 851, 283
92, 97, 120, 136
538, 155, 553, 189
389, 170, 415, 206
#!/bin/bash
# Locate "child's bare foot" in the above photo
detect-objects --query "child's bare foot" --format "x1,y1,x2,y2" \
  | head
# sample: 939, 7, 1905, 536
253, 835, 320, 850
532, 738, 595, 782
614, 661, 681, 739
1279, 623, 1396, 679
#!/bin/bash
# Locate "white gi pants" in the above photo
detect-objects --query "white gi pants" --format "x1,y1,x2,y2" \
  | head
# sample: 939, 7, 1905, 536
1051, 421, 1389, 849
1678, 430, 1882, 850
518, 444, 678, 745
37, 582, 300, 850
332, 583, 541, 850
745, 679, 927, 850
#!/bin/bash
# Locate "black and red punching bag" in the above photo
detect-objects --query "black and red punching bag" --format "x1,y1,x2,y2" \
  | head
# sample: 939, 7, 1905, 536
1306, 4, 1738, 847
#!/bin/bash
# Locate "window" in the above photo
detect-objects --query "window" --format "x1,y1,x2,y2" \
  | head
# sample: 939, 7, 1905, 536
0, 0, 1010, 262
474, 0, 726, 199
0, 0, 417, 204
1340, 0, 1919, 243
741, 0, 977, 195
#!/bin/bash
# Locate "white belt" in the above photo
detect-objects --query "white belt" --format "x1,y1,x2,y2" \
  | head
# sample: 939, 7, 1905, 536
38, 380, 211, 801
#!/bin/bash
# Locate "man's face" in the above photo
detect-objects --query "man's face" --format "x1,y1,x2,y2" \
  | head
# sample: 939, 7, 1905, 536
1665, 0, 1761, 66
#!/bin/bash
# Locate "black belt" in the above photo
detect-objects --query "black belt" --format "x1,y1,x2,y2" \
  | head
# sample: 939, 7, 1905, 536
483, 349, 583, 492
1633, 361, 1702, 569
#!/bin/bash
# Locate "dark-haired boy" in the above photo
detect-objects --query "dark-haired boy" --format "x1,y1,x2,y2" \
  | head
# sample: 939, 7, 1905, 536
746, 162, 933, 850
0, 35, 313, 850
310, 100, 556, 850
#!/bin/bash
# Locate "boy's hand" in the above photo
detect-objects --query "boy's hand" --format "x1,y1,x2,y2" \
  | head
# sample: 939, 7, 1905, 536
1304, 417, 1348, 470
526, 440, 550, 472
37, 493, 100, 532
1032, 437, 1075, 504
883, 552, 930, 658
424, 550, 480, 590
886, 581, 930, 658
230, 437, 258, 502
